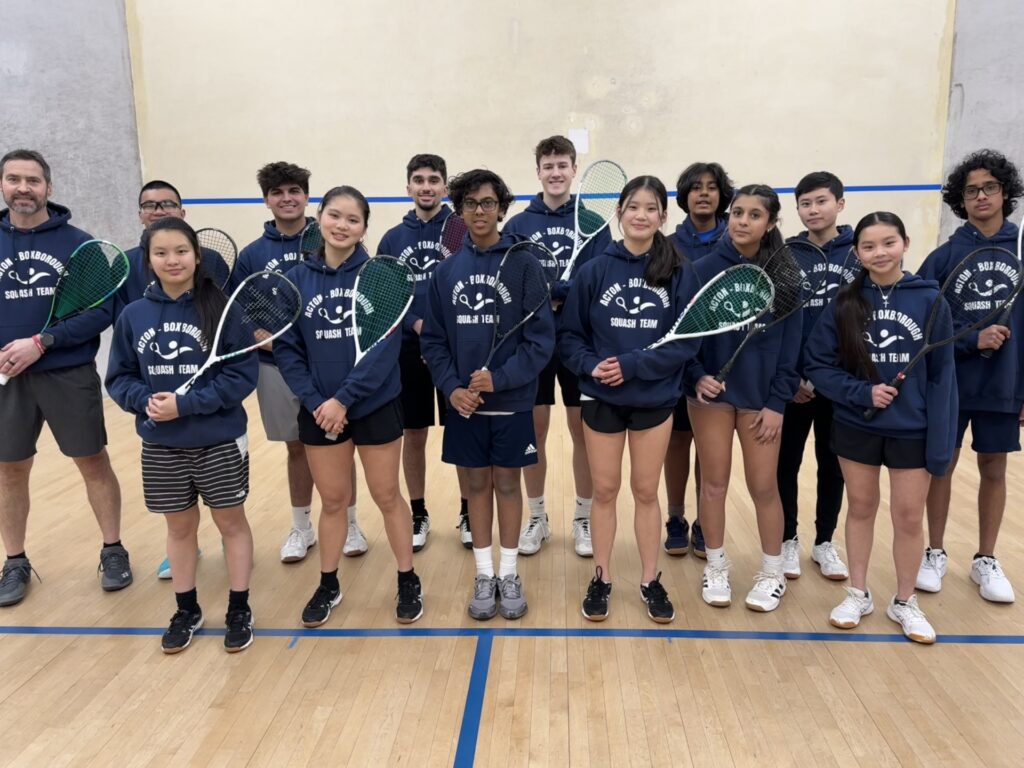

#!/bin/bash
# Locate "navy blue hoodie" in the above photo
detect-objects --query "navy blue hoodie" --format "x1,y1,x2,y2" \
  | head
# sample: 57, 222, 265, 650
805, 273, 957, 476
420, 233, 555, 413
559, 240, 701, 408
791, 225, 858, 377
230, 218, 313, 364
376, 205, 451, 345
503, 194, 612, 300
0, 204, 107, 373
917, 220, 1022, 413
683, 237, 802, 413
105, 283, 257, 448
669, 217, 726, 262
273, 245, 401, 419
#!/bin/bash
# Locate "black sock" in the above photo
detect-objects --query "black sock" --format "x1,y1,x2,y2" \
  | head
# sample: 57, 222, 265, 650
175, 588, 199, 614
398, 568, 417, 585
460, 498, 468, 515
228, 589, 250, 612
814, 536, 829, 547
102, 540, 122, 549
320, 570, 340, 591
7, 552, 26, 561
411, 498, 427, 516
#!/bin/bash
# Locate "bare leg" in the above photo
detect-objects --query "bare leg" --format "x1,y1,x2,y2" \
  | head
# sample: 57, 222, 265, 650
72, 450, 121, 544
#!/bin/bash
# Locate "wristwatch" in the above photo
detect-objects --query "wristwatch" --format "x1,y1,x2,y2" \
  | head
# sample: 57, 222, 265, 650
39, 332, 55, 350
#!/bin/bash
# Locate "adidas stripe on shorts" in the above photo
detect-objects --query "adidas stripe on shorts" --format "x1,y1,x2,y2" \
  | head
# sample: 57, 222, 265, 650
141, 436, 250, 513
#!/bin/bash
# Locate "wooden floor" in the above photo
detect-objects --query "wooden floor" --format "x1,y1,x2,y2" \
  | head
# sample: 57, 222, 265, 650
1, 397, 1023, 767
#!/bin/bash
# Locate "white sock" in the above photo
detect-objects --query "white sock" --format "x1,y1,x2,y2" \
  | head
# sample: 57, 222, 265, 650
706, 546, 727, 567
292, 505, 312, 530
668, 504, 685, 520
473, 546, 494, 578
527, 496, 546, 519
574, 497, 592, 520
498, 546, 518, 579
762, 552, 784, 575
347, 505, 357, 524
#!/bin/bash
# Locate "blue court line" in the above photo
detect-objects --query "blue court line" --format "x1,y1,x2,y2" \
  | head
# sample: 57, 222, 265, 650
1, 624, 1021, 644
180, 184, 942, 207
453, 635, 493, 768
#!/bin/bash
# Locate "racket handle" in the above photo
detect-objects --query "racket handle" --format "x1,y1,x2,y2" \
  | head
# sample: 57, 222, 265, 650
325, 431, 339, 441
143, 417, 157, 431
862, 405, 881, 421
0, 374, 8, 386
862, 375, 905, 421
980, 348, 995, 359
981, 306, 1015, 359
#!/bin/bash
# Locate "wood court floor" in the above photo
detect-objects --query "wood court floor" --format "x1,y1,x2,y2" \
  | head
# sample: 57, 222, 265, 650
1, 397, 1023, 767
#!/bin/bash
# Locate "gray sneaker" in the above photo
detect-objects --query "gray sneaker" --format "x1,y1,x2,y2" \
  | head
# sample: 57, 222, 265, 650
468, 574, 497, 620
497, 574, 528, 619
0, 557, 37, 607
99, 545, 133, 592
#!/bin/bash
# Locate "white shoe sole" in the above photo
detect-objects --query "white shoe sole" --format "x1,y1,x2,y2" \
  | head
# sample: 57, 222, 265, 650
885, 606, 936, 644
830, 605, 873, 629
702, 593, 731, 608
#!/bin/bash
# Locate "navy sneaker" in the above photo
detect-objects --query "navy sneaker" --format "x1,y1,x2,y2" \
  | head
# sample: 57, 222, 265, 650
664, 516, 689, 556
691, 520, 707, 559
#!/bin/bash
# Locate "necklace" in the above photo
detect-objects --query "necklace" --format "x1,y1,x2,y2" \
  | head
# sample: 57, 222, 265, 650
876, 282, 897, 309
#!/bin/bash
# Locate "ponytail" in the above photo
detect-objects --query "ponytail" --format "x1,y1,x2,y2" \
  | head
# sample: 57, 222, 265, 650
834, 269, 879, 381
645, 230, 682, 287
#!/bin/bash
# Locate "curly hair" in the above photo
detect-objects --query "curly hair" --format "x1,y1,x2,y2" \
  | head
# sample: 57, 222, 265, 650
675, 162, 734, 216
447, 169, 514, 217
942, 149, 1023, 220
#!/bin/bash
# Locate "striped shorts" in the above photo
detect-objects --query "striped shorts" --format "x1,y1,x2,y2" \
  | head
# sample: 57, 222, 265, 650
141, 436, 250, 514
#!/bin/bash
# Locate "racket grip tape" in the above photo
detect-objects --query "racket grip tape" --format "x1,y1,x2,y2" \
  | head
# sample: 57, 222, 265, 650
980, 306, 1014, 360
0, 374, 8, 386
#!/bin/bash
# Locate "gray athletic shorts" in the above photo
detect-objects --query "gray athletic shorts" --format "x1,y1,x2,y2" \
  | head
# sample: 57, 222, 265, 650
0, 363, 107, 462
256, 362, 300, 442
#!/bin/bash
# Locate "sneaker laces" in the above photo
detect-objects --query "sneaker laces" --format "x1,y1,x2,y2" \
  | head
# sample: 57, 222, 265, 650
895, 594, 927, 621
586, 567, 611, 600
346, 522, 364, 542
225, 608, 251, 632
99, 547, 130, 575
498, 575, 522, 599
976, 556, 1004, 579
397, 577, 421, 605
704, 560, 730, 588
473, 575, 495, 600
524, 515, 546, 536
413, 515, 427, 536
168, 608, 198, 633
1, 560, 39, 587
782, 539, 800, 559
643, 574, 670, 605
284, 528, 306, 549
666, 516, 685, 537
309, 584, 338, 609
818, 542, 843, 566
458, 514, 471, 533
838, 587, 867, 609
573, 518, 590, 537
751, 570, 783, 594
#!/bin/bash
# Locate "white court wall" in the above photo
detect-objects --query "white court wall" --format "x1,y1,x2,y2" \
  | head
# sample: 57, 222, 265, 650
125, 0, 956, 268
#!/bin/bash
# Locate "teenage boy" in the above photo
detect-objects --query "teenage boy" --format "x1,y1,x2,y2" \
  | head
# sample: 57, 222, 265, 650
377, 154, 471, 551
916, 149, 1023, 603
421, 169, 555, 620
0, 149, 131, 605
777, 171, 856, 581
234, 162, 362, 563
503, 135, 610, 557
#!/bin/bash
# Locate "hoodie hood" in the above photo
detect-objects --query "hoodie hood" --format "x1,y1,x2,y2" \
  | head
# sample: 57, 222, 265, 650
670, 216, 727, 261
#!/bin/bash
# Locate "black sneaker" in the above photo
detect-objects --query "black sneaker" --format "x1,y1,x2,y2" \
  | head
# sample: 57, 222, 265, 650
0, 557, 38, 607
412, 514, 430, 553
582, 567, 612, 622
301, 584, 342, 627
664, 517, 690, 556
225, 608, 254, 653
396, 573, 424, 624
640, 572, 675, 624
98, 544, 133, 592
162, 608, 204, 654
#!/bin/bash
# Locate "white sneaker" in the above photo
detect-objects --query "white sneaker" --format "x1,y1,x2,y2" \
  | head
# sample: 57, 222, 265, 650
829, 587, 874, 628
971, 555, 1015, 603
782, 538, 801, 579
412, 515, 430, 553
280, 525, 316, 563
343, 522, 368, 557
518, 514, 550, 555
916, 547, 947, 592
886, 594, 936, 644
572, 517, 593, 557
458, 513, 472, 549
701, 560, 732, 607
811, 541, 849, 580
745, 570, 787, 612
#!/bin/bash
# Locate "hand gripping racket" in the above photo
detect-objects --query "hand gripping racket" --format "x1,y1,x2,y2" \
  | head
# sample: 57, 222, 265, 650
142, 270, 301, 429
864, 245, 1022, 420
713, 240, 828, 384
325, 256, 415, 440
979, 224, 1024, 359
1, 239, 129, 386
559, 160, 627, 281
195, 227, 238, 290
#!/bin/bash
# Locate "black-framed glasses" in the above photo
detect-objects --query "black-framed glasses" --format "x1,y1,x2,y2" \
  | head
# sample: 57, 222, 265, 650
462, 198, 499, 213
963, 181, 1002, 200
140, 200, 182, 212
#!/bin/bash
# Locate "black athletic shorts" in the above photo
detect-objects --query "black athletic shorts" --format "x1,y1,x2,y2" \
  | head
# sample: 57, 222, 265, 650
671, 398, 692, 432
581, 399, 674, 434
298, 397, 404, 447
399, 343, 446, 429
830, 422, 926, 470
535, 355, 582, 407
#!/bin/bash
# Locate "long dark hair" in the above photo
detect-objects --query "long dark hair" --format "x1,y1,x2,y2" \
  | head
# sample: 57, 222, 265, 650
141, 217, 226, 349
730, 184, 784, 265
833, 211, 909, 381
618, 175, 681, 287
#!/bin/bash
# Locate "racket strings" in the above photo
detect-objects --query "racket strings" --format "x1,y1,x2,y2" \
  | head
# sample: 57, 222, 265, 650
54, 241, 129, 318
234, 276, 301, 348
354, 259, 415, 351
577, 162, 627, 238
761, 243, 827, 318
673, 265, 773, 336
493, 251, 549, 341
299, 222, 323, 256
440, 216, 468, 258
941, 248, 1021, 334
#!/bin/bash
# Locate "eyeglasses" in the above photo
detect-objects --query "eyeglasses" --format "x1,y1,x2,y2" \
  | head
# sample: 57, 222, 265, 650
963, 181, 1002, 200
140, 200, 182, 212
462, 198, 499, 213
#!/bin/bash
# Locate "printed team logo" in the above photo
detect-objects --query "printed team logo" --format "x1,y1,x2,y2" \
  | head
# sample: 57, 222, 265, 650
527, 228, 573, 270
599, 278, 670, 330
451, 272, 505, 325
398, 240, 443, 281
950, 258, 1018, 315
865, 309, 923, 364
1, 251, 63, 300
264, 250, 300, 274
804, 249, 858, 308
137, 322, 205, 376
304, 288, 357, 339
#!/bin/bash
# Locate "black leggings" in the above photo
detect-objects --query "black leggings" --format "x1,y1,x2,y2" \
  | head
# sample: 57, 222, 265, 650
776, 395, 845, 543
